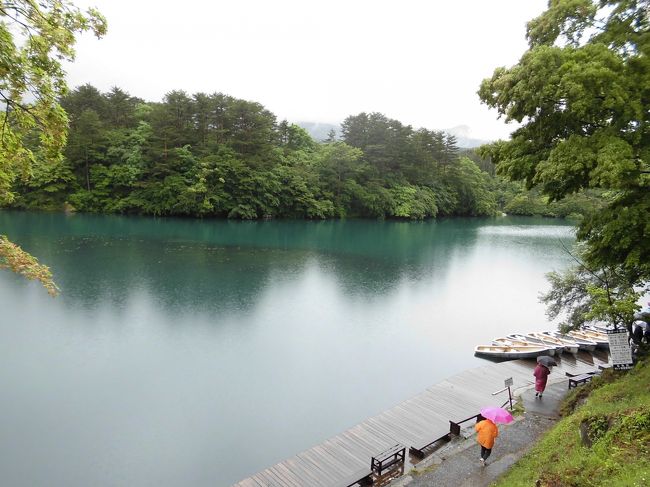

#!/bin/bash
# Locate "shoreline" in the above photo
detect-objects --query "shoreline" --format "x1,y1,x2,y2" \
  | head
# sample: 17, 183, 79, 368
233, 352, 608, 486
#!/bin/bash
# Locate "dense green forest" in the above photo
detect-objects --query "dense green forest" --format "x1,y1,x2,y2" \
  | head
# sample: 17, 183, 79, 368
8, 85, 599, 220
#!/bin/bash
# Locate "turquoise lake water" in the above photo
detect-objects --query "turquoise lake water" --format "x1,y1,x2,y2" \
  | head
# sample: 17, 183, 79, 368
0, 212, 575, 486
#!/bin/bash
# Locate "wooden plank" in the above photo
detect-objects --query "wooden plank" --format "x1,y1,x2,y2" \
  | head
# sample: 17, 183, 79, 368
341, 429, 387, 454
296, 451, 339, 485
362, 417, 414, 447
271, 463, 304, 487
384, 404, 449, 433
232, 478, 262, 487
349, 422, 394, 445
320, 439, 362, 472
255, 470, 284, 487
365, 415, 418, 445
268, 468, 297, 487
252, 473, 273, 486
397, 399, 450, 425
327, 434, 373, 465
303, 446, 349, 481
312, 442, 354, 477
243, 475, 266, 487
385, 407, 441, 438
288, 456, 330, 487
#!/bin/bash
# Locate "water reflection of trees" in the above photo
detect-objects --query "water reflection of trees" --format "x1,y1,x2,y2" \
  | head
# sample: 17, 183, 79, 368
0, 212, 573, 316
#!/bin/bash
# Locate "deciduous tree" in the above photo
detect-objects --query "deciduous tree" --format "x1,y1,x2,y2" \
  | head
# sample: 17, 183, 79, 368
479, 0, 650, 328
0, 0, 106, 293
478, 0, 649, 278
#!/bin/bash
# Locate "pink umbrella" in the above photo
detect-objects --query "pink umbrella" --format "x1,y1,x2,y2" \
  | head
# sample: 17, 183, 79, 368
480, 406, 514, 424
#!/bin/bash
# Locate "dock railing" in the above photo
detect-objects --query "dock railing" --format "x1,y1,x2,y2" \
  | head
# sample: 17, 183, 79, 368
492, 385, 514, 410
449, 414, 482, 436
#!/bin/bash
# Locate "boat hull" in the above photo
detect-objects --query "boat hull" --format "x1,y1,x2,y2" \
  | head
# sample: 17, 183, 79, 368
474, 345, 551, 360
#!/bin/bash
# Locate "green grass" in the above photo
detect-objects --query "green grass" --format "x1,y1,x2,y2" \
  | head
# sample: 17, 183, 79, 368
511, 398, 526, 417
493, 360, 650, 487
409, 463, 439, 476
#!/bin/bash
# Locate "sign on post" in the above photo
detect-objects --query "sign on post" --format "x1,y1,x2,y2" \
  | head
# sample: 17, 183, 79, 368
607, 329, 633, 370
504, 377, 513, 388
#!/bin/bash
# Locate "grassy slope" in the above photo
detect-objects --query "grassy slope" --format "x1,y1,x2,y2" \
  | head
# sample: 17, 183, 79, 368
494, 360, 650, 487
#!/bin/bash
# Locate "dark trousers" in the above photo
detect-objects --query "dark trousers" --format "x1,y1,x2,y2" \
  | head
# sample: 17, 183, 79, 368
480, 445, 492, 460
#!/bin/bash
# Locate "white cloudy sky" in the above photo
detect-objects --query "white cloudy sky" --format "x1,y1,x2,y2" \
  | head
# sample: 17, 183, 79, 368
67, 0, 548, 141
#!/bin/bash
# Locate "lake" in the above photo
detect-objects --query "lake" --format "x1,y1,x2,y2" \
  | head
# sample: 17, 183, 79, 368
0, 211, 575, 486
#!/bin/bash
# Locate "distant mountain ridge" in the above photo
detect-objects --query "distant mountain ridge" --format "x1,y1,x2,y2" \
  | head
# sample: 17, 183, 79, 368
445, 125, 490, 148
296, 122, 339, 142
296, 121, 489, 148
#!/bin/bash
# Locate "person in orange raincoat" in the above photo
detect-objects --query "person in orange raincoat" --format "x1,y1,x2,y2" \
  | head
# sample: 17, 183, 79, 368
475, 417, 499, 465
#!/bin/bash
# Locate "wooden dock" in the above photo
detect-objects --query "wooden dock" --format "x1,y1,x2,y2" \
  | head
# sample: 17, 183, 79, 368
233, 351, 609, 487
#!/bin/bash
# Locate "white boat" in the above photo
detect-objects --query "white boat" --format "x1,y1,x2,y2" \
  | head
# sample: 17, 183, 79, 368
528, 331, 578, 355
577, 329, 610, 349
474, 344, 552, 360
494, 337, 536, 346
510, 333, 564, 353
569, 330, 609, 349
493, 337, 555, 355
584, 323, 613, 334
542, 331, 597, 352
504, 334, 559, 355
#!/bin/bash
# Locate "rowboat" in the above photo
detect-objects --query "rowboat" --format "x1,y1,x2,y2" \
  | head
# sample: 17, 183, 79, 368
528, 332, 578, 355
569, 330, 609, 349
493, 337, 555, 355
584, 324, 613, 334
542, 331, 597, 352
505, 334, 561, 355
578, 328, 610, 348
474, 345, 552, 360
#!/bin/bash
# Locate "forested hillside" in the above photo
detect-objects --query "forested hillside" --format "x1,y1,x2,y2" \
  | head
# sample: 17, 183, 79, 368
8, 85, 598, 220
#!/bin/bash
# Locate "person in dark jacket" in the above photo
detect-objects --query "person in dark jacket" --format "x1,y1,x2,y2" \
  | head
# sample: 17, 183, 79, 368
533, 363, 551, 398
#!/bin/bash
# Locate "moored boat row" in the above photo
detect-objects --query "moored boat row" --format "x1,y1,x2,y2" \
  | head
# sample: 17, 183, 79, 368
474, 327, 610, 359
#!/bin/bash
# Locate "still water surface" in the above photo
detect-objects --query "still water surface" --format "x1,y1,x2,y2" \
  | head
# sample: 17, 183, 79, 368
0, 212, 575, 486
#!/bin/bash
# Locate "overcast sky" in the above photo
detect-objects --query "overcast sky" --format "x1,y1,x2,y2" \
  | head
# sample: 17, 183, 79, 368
67, 0, 548, 141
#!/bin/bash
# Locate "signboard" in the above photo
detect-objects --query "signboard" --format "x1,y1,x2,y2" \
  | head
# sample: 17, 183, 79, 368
504, 377, 513, 388
607, 329, 633, 370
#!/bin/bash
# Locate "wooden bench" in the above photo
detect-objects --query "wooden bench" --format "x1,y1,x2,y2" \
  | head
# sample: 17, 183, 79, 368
371, 443, 406, 476
568, 373, 595, 389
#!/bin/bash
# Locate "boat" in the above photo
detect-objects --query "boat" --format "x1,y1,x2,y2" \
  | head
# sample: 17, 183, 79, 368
474, 344, 552, 360
569, 330, 609, 349
493, 337, 529, 346
584, 323, 613, 334
493, 337, 555, 355
528, 332, 578, 355
578, 328, 611, 349
505, 334, 561, 355
544, 331, 597, 352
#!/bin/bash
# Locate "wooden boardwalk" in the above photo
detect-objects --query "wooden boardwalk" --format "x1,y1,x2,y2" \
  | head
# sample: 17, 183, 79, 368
233, 351, 609, 487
